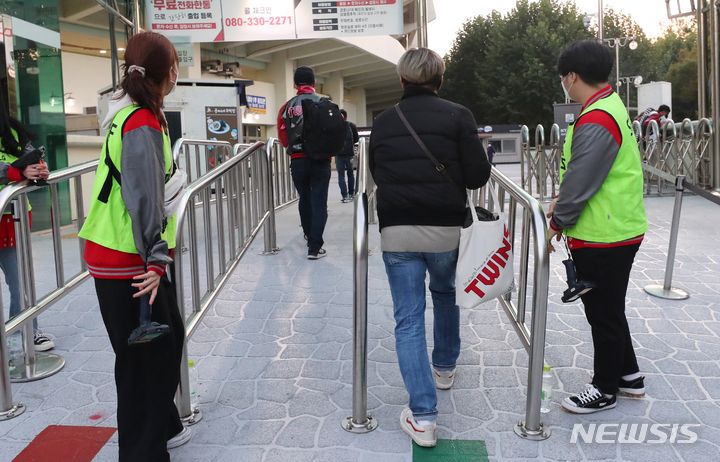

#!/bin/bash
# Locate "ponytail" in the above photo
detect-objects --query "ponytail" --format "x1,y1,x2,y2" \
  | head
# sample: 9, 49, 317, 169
118, 32, 178, 131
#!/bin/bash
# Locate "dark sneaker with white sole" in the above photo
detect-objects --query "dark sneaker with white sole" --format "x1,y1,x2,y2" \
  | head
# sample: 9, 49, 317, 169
562, 385, 616, 414
619, 376, 645, 397
34, 332, 54, 351
308, 248, 327, 260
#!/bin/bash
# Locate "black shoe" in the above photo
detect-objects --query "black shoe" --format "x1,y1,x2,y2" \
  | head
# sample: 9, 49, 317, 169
308, 248, 326, 260
619, 376, 645, 397
34, 332, 55, 351
562, 385, 616, 414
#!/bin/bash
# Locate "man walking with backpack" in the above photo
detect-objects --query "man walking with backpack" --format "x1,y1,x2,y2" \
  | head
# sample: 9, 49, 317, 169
277, 67, 331, 259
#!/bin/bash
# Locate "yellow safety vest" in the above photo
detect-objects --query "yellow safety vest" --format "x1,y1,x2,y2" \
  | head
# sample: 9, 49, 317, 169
0, 130, 32, 214
559, 91, 648, 242
79, 105, 176, 253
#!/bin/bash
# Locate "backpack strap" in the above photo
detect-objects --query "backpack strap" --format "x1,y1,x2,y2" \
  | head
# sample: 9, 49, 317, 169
97, 107, 145, 204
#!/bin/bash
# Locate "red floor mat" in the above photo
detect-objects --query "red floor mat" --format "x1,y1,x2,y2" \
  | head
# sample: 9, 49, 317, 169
13, 425, 116, 462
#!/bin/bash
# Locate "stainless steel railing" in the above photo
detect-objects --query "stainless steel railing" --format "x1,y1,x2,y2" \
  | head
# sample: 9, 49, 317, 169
520, 124, 561, 201
172, 138, 235, 184
524, 118, 715, 197
266, 138, 299, 211
173, 141, 280, 425
347, 138, 551, 440
484, 169, 551, 441
0, 160, 98, 421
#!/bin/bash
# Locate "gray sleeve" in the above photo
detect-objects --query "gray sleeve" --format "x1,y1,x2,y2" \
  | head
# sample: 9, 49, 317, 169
0, 162, 12, 186
120, 126, 172, 266
552, 123, 620, 230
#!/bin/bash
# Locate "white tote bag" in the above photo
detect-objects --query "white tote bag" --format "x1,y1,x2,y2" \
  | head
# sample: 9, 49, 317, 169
456, 186, 514, 308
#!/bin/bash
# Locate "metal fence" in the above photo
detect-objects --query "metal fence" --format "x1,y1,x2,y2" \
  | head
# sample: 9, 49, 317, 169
172, 141, 280, 425
348, 138, 552, 440
521, 118, 715, 198
266, 138, 299, 211
172, 138, 235, 184
0, 160, 98, 421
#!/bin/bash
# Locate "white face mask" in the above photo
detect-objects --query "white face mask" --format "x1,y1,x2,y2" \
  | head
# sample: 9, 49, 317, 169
168, 67, 178, 95
561, 74, 574, 101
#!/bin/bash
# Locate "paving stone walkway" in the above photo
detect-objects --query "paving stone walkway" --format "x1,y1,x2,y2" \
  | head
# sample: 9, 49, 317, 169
1, 164, 720, 462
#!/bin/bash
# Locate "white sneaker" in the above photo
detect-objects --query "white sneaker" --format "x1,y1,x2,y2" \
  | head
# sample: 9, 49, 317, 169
399, 408, 436, 447
167, 426, 192, 449
433, 368, 456, 390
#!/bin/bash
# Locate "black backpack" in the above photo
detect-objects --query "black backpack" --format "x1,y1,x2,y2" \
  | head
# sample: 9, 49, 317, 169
301, 97, 346, 159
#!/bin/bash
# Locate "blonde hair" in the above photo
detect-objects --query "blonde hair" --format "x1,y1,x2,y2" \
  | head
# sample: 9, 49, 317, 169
396, 47, 445, 87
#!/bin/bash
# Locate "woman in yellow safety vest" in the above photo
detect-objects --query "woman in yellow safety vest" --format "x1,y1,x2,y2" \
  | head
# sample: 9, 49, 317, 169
0, 96, 52, 351
78, 32, 188, 461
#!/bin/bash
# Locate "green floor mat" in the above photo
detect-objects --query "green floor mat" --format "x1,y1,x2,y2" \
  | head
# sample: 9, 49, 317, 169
413, 439, 489, 461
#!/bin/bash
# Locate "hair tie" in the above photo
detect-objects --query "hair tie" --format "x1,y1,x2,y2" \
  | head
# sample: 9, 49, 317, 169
128, 65, 145, 77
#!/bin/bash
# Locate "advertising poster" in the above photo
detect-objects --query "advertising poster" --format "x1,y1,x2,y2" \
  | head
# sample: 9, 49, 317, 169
151, 0, 403, 42
246, 95, 267, 115
221, 0, 296, 41
294, 0, 403, 39
205, 107, 238, 166
147, 0, 225, 42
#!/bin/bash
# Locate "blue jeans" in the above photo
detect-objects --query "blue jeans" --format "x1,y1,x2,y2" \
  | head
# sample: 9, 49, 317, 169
0, 246, 38, 333
335, 156, 355, 198
383, 249, 461, 421
290, 157, 331, 250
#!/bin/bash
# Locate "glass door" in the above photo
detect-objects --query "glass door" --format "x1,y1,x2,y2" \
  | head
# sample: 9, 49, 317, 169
0, 15, 70, 230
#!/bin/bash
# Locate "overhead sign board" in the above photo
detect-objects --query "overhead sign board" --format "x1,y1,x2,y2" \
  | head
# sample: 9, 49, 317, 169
147, 0, 402, 42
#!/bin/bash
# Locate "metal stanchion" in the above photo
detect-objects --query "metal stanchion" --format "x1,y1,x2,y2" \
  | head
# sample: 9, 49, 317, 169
644, 175, 690, 300
9, 198, 65, 383
260, 144, 280, 255
0, 275, 25, 421
342, 138, 377, 434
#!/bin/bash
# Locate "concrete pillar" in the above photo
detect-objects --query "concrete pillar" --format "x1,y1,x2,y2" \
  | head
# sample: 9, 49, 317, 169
323, 71, 344, 104
258, 49, 295, 117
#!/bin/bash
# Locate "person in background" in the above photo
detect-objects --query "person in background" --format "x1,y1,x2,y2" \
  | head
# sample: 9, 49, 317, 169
369, 47, 491, 448
337, 109, 358, 203
486, 143, 496, 166
78, 32, 189, 461
277, 67, 331, 259
0, 96, 53, 351
550, 39, 648, 414
642, 104, 670, 128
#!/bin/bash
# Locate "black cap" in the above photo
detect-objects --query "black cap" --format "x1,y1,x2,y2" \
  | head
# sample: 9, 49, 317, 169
294, 67, 315, 86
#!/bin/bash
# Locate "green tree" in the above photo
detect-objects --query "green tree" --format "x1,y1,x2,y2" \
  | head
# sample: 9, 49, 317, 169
441, 0, 592, 128
664, 47, 698, 120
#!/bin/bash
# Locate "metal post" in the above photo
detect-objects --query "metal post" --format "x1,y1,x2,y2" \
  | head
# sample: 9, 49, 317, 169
50, 184, 65, 287
342, 138, 377, 434
698, 0, 707, 119
615, 41, 620, 89
261, 144, 279, 255
644, 175, 690, 299
0, 227, 25, 419
597, 0, 604, 40
9, 198, 65, 383
416, 0, 428, 48
712, 0, 720, 189
75, 177, 87, 271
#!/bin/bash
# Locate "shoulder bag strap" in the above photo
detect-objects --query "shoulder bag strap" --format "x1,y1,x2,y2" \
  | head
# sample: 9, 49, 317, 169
394, 104, 465, 196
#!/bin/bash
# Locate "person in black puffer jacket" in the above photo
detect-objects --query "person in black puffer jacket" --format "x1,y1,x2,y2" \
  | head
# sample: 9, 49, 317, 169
369, 47, 491, 448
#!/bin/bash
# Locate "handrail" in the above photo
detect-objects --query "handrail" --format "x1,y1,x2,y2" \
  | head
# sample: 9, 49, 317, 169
486, 168, 551, 441
173, 140, 278, 425
172, 138, 235, 184
266, 137, 299, 211
1, 159, 99, 419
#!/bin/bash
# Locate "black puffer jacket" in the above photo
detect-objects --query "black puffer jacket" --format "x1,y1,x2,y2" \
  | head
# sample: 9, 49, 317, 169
369, 87, 491, 230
